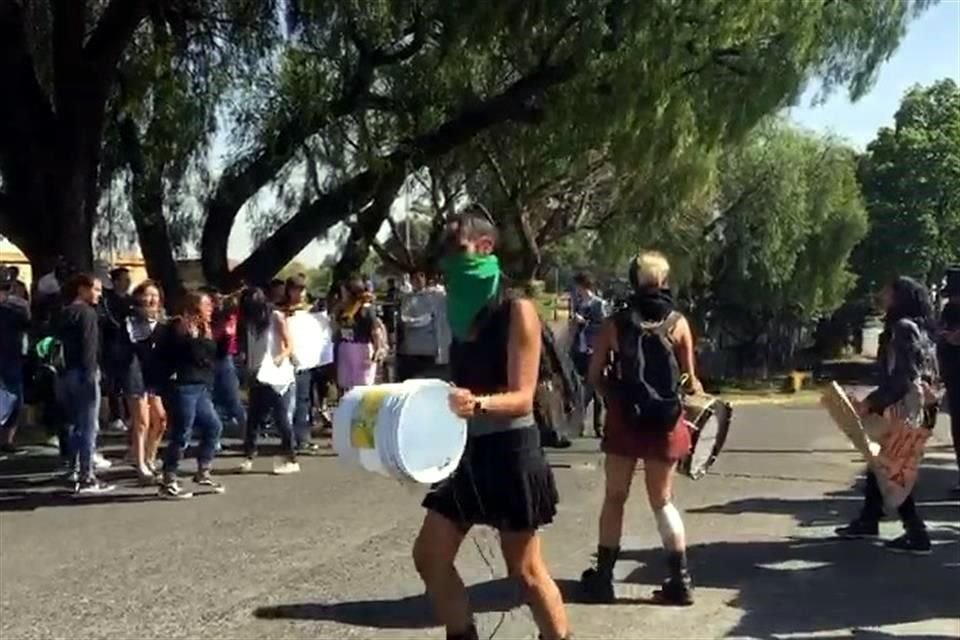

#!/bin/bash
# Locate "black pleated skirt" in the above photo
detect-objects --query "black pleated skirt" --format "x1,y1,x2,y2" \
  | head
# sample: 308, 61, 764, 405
422, 426, 559, 532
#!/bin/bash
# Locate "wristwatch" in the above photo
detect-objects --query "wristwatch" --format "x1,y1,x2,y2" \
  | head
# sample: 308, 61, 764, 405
473, 397, 488, 416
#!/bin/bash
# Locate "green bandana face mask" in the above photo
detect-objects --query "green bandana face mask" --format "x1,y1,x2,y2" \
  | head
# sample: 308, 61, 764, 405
441, 253, 501, 339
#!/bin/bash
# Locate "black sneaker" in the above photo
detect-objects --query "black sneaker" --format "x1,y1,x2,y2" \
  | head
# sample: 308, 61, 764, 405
580, 567, 615, 604
159, 481, 194, 500
0, 443, 24, 455
193, 470, 226, 494
652, 575, 694, 606
835, 519, 879, 539
73, 479, 116, 496
885, 533, 932, 556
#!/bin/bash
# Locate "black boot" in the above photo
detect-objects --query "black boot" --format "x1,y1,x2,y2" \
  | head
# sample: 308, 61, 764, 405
447, 622, 479, 640
580, 545, 618, 603
652, 551, 694, 606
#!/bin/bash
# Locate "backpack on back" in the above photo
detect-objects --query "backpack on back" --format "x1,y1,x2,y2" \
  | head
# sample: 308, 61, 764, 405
611, 310, 683, 432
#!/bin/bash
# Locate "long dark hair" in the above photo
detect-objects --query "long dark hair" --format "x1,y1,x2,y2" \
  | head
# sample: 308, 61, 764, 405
885, 276, 936, 333
240, 287, 273, 335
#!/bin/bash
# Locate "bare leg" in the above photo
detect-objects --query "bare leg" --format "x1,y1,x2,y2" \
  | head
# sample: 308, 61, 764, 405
501, 530, 569, 640
599, 454, 638, 548
644, 458, 692, 605
127, 396, 149, 474
144, 395, 168, 468
412, 511, 471, 635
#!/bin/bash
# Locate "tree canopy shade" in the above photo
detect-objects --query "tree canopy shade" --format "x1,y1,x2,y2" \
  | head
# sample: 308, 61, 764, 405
852, 78, 960, 293
0, 0, 936, 292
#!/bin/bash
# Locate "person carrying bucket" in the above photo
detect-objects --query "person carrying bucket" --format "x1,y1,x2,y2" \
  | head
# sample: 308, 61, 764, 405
412, 205, 570, 640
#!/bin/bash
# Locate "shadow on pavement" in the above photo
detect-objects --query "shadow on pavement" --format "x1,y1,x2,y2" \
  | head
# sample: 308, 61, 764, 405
254, 578, 519, 629
645, 462, 960, 639
687, 464, 960, 529
620, 533, 958, 639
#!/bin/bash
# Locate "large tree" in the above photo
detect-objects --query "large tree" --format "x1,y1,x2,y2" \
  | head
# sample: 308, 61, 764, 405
852, 78, 960, 293
692, 121, 868, 374
0, 0, 935, 292
0, 0, 272, 277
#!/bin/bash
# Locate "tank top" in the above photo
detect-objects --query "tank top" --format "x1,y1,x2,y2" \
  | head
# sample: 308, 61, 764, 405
449, 296, 535, 437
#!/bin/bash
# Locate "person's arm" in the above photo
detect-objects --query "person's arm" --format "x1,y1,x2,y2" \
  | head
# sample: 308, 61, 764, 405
587, 319, 615, 394
433, 291, 451, 365
673, 315, 705, 394
371, 314, 388, 361
863, 320, 921, 415
81, 306, 99, 379
274, 311, 293, 364
449, 299, 542, 418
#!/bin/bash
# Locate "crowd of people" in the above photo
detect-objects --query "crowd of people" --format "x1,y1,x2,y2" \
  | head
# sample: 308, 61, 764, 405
0, 259, 454, 499
1, 212, 958, 639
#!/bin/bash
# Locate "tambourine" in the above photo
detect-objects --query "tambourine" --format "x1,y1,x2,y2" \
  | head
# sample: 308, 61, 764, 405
679, 394, 732, 480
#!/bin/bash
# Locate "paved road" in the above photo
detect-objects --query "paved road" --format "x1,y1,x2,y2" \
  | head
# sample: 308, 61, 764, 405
0, 404, 958, 640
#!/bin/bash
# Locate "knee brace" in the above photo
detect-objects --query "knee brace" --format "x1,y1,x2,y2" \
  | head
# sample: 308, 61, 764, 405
654, 503, 686, 552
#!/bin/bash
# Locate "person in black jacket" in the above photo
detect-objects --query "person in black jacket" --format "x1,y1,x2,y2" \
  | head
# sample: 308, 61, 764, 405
938, 267, 960, 491
125, 280, 168, 482
101, 268, 134, 432
158, 291, 225, 499
836, 276, 939, 555
58, 273, 114, 495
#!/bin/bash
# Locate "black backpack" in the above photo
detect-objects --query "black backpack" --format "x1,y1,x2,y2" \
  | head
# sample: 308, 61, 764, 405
611, 310, 683, 432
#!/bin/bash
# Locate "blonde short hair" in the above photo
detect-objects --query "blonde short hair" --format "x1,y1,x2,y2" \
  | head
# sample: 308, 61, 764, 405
630, 251, 671, 289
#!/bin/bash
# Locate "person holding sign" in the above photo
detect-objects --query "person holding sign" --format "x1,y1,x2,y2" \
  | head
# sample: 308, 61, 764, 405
413, 206, 570, 640
835, 276, 939, 555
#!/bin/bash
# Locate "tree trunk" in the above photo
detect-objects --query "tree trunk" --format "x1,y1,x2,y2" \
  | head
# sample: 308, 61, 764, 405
331, 174, 404, 290
119, 118, 186, 306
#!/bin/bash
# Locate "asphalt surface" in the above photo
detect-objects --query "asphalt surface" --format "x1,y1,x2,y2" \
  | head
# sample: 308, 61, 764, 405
1, 404, 958, 640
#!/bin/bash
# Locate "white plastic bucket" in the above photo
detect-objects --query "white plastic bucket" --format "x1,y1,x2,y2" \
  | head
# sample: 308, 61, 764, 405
332, 380, 467, 484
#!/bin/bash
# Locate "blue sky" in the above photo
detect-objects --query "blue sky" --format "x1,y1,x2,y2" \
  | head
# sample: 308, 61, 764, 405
788, 0, 960, 148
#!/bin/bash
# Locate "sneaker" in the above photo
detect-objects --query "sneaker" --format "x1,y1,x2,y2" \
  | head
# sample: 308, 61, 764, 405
297, 443, 323, 456
0, 443, 24, 455
835, 519, 879, 539
158, 481, 194, 500
109, 419, 128, 433
885, 533, 932, 556
74, 479, 116, 496
193, 470, 226, 494
238, 458, 254, 474
136, 468, 157, 486
93, 452, 113, 471
580, 567, 615, 604
273, 460, 301, 476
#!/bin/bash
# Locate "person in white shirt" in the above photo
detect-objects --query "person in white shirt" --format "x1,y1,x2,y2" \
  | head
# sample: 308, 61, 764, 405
396, 270, 451, 381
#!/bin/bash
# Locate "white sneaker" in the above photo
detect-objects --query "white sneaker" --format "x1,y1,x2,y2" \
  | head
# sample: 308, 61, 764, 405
272, 461, 301, 476
93, 453, 112, 471
109, 419, 128, 433
238, 458, 254, 474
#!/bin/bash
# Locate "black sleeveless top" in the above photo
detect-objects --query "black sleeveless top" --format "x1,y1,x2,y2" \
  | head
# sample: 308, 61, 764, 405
449, 295, 535, 436
449, 298, 512, 395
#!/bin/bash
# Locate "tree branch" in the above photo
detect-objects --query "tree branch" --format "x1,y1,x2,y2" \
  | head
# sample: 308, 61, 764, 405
225, 56, 579, 286
83, 0, 150, 79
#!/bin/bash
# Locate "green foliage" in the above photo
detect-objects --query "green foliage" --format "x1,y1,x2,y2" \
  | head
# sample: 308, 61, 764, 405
852, 78, 960, 292
701, 120, 868, 341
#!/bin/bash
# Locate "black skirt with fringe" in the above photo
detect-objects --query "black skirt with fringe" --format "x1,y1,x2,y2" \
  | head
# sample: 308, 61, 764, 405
422, 426, 558, 532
